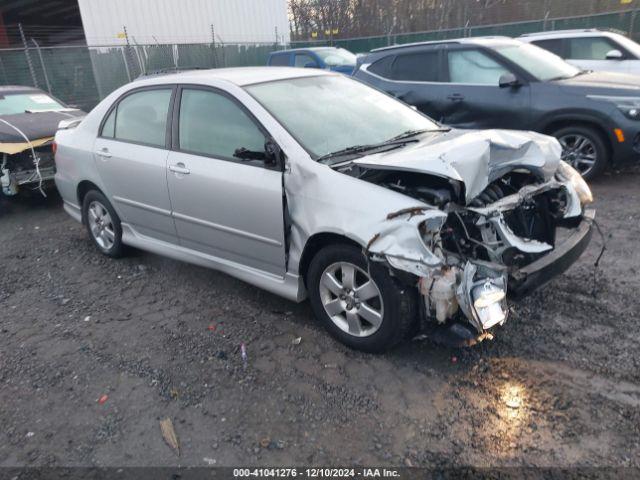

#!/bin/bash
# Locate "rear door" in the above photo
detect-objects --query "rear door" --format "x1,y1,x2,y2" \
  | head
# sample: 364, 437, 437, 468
166, 86, 286, 276
377, 46, 452, 122
439, 46, 531, 129
93, 86, 178, 243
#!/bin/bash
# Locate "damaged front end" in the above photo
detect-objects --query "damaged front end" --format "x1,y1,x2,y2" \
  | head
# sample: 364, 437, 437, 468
352, 130, 595, 346
1, 143, 56, 196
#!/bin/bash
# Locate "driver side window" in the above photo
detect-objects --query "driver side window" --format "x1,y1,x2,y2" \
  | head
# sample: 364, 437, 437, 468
178, 88, 266, 161
447, 49, 509, 85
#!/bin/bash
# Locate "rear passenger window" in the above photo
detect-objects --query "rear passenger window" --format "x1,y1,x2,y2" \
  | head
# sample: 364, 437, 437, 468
532, 39, 565, 57
178, 89, 266, 160
104, 89, 172, 147
294, 54, 316, 67
101, 108, 115, 138
447, 49, 509, 85
270, 54, 289, 66
390, 51, 440, 82
568, 37, 620, 60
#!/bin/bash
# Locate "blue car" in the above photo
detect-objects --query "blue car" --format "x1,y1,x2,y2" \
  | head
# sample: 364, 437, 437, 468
267, 47, 357, 74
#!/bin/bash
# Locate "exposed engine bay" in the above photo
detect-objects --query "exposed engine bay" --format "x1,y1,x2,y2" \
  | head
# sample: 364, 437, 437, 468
1, 144, 56, 197
333, 150, 594, 346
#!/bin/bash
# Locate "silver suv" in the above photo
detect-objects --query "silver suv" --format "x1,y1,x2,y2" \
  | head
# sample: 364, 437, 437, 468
54, 68, 595, 352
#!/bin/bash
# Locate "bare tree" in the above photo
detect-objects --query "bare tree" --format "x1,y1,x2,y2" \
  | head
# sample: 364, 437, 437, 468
288, 0, 635, 41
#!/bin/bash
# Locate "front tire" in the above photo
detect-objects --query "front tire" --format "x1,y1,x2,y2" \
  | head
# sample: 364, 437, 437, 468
553, 125, 608, 180
82, 190, 124, 258
307, 244, 417, 353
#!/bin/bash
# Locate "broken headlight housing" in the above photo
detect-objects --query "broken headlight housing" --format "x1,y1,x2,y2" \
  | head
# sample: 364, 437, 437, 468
556, 160, 593, 205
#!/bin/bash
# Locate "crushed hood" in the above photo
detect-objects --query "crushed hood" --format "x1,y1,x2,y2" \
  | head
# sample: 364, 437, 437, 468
352, 129, 562, 204
0, 110, 84, 144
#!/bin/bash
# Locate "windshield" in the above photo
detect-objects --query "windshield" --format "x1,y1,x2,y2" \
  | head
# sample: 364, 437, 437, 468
246, 75, 440, 160
496, 43, 581, 81
0, 92, 66, 115
612, 33, 640, 58
315, 48, 357, 67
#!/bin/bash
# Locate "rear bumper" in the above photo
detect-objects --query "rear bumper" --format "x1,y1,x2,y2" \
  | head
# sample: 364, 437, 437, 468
509, 208, 595, 298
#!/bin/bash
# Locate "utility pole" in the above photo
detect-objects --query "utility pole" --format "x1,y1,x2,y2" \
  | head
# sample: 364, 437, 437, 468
211, 24, 219, 68
19, 23, 38, 88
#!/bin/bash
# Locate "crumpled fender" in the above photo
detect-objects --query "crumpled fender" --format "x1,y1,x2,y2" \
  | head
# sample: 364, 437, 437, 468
283, 157, 443, 276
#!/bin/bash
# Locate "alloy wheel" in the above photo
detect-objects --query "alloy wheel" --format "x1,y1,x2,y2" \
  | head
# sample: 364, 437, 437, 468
319, 261, 384, 337
558, 134, 597, 177
87, 200, 115, 250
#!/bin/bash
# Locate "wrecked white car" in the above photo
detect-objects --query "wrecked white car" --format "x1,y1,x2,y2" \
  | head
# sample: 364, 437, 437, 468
1, 86, 84, 197
54, 68, 595, 352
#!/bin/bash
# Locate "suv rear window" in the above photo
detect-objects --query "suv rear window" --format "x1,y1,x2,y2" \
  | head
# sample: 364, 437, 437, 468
390, 51, 440, 82
269, 54, 289, 66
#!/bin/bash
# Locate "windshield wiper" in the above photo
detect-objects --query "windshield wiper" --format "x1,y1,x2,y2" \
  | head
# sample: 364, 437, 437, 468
316, 128, 447, 164
316, 144, 384, 163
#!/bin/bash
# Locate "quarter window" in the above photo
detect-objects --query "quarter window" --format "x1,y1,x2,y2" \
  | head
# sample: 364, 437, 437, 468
368, 55, 395, 77
101, 88, 172, 147
390, 51, 440, 82
568, 37, 621, 60
447, 49, 509, 85
178, 89, 265, 160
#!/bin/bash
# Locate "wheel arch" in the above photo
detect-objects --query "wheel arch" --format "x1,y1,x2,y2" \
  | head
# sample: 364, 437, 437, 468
540, 116, 613, 163
298, 232, 363, 286
77, 180, 104, 223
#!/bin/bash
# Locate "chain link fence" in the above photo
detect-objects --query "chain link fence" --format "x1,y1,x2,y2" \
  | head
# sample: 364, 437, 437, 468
0, 42, 286, 111
1, 9, 638, 111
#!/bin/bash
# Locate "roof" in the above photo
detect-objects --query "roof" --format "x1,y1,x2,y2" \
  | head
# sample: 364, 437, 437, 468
371, 36, 519, 52
0, 85, 44, 94
519, 29, 602, 38
269, 46, 343, 55
133, 66, 334, 87
519, 28, 626, 39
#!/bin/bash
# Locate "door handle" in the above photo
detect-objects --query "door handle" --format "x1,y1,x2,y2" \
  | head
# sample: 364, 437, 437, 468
447, 93, 465, 102
95, 148, 112, 158
168, 163, 190, 175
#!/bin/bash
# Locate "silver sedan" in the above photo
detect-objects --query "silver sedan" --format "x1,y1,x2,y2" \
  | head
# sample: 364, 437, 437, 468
54, 67, 595, 352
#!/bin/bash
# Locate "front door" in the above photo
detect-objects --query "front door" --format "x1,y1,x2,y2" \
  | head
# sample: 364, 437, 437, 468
166, 86, 286, 276
93, 87, 178, 243
439, 47, 531, 129
565, 36, 633, 74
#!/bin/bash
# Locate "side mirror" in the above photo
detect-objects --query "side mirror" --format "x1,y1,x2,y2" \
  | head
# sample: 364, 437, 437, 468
264, 138, 284, 169
304, 62, 319, 68
606, 49, 624, 60
499, 73, 521, 88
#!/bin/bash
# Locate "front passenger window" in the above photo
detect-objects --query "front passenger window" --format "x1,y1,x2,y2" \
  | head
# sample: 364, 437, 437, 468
178, 89, 266, 161
568, 37, 621, 60
447, 50, 509, 85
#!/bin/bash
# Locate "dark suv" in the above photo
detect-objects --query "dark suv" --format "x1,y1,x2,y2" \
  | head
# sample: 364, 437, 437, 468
354, 37, 640, 179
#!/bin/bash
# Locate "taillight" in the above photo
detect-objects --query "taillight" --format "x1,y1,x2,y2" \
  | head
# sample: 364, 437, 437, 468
52, 141, 57, 155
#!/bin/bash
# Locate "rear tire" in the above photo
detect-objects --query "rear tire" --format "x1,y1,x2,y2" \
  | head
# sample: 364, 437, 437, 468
552, 125, 608, 180
306, 244, 417, 353
82, 190, 124, 258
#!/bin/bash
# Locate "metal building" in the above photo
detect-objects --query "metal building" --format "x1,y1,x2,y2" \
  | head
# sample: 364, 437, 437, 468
77, 0, 290, 46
